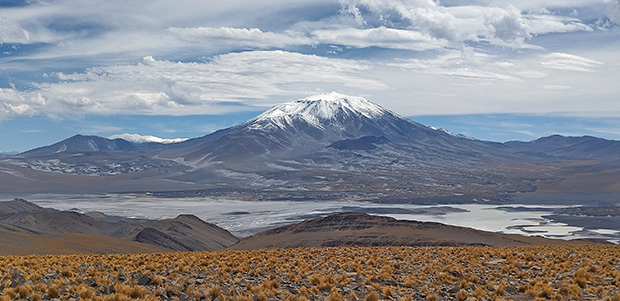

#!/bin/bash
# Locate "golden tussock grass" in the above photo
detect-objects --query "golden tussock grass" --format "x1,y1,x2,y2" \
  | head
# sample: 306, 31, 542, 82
0, 244, 618, 300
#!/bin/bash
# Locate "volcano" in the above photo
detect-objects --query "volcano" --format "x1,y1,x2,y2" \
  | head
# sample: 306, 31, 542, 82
162, 92, 506, 169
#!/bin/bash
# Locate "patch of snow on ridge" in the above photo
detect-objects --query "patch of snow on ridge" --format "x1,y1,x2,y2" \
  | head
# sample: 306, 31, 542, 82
427, 126, 477, 140
249, 92, 387, 128
109, 133, 188, 144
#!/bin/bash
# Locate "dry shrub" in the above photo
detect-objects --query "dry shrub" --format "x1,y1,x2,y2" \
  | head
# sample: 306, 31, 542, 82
298, 285, 308, 297
326, 288, 344, 301
472, 285, 487, 299
456, 289, 468, 301
256, 291, 268, 301
365, 291, 379, 301
404, 278, 415, 288
151, 274, 163, 286
526, 280, 554, 299
206, 284, 221, 299
78, 284, 95, 299
574, 267, 591, 288
47, 285, 61, 298
383, 286, 394, 297
30, 293, 42, 301
16, 285, 30, 299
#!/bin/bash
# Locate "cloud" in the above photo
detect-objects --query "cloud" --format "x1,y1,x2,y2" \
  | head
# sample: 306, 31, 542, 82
0, 88, 44, 119
0, 13, 70, 45
311, 26, 447, 50
168, 27, 311, 48
0, 0, 618, 123
608, 0, 620, 24
388, 49, 521, 81
108, 133, 188, 144
543, 84, 573, 90
541, 52, 604, 72
0, 0, 599, 64
388, 49, 604, 92
1, 51, 387, 117
523, 14, 592, 35
337, 0, 593, 48
168, 26, 448, 51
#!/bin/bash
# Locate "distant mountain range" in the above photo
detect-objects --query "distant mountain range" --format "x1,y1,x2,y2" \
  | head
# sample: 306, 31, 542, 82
0, 92, 619, 202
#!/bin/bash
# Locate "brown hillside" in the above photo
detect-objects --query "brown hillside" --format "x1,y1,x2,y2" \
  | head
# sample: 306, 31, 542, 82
230, 212, 598, 250
0, 199, 239, 255
0, 228, 166, 256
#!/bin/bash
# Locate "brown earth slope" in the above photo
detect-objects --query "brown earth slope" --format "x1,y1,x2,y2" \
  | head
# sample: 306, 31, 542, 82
0, 228, 167, 256
0, 199, 239, 255
229, 212, 599, 250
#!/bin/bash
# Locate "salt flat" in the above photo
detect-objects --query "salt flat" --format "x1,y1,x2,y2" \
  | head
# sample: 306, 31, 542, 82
8, 194, 618, 243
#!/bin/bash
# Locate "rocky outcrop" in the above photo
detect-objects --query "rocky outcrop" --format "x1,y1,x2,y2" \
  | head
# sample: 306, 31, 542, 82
134, 228, 193, 251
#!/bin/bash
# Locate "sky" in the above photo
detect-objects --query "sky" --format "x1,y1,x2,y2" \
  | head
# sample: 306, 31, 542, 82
1, 0, 619, 152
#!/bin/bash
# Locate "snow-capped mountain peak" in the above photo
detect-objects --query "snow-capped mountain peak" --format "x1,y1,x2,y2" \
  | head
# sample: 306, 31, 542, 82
298, 92, 386, 119
248, 92, 387, 129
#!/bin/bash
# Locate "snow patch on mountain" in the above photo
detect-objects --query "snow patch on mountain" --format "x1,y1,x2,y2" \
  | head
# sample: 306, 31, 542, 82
427, 126, 476, 140
109, 133, 188, 144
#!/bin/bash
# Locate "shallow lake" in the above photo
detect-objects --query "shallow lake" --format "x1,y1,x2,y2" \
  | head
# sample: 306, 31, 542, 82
10, 194, 620, 243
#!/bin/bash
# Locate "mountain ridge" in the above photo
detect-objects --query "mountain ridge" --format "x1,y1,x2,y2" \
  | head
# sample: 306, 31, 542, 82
0, 92, 619, 201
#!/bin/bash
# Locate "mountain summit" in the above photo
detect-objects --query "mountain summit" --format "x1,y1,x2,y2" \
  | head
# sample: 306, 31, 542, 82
242, 91, 413, 141
248, 92, 387, 128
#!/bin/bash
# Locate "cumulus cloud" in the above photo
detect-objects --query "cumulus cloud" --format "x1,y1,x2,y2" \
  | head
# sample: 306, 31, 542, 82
0, 88, 45, 119
1, 51, 387, 117
337, 0, 593, 48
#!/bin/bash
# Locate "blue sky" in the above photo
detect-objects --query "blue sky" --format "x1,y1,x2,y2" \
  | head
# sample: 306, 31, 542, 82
1, 0, 619, 152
